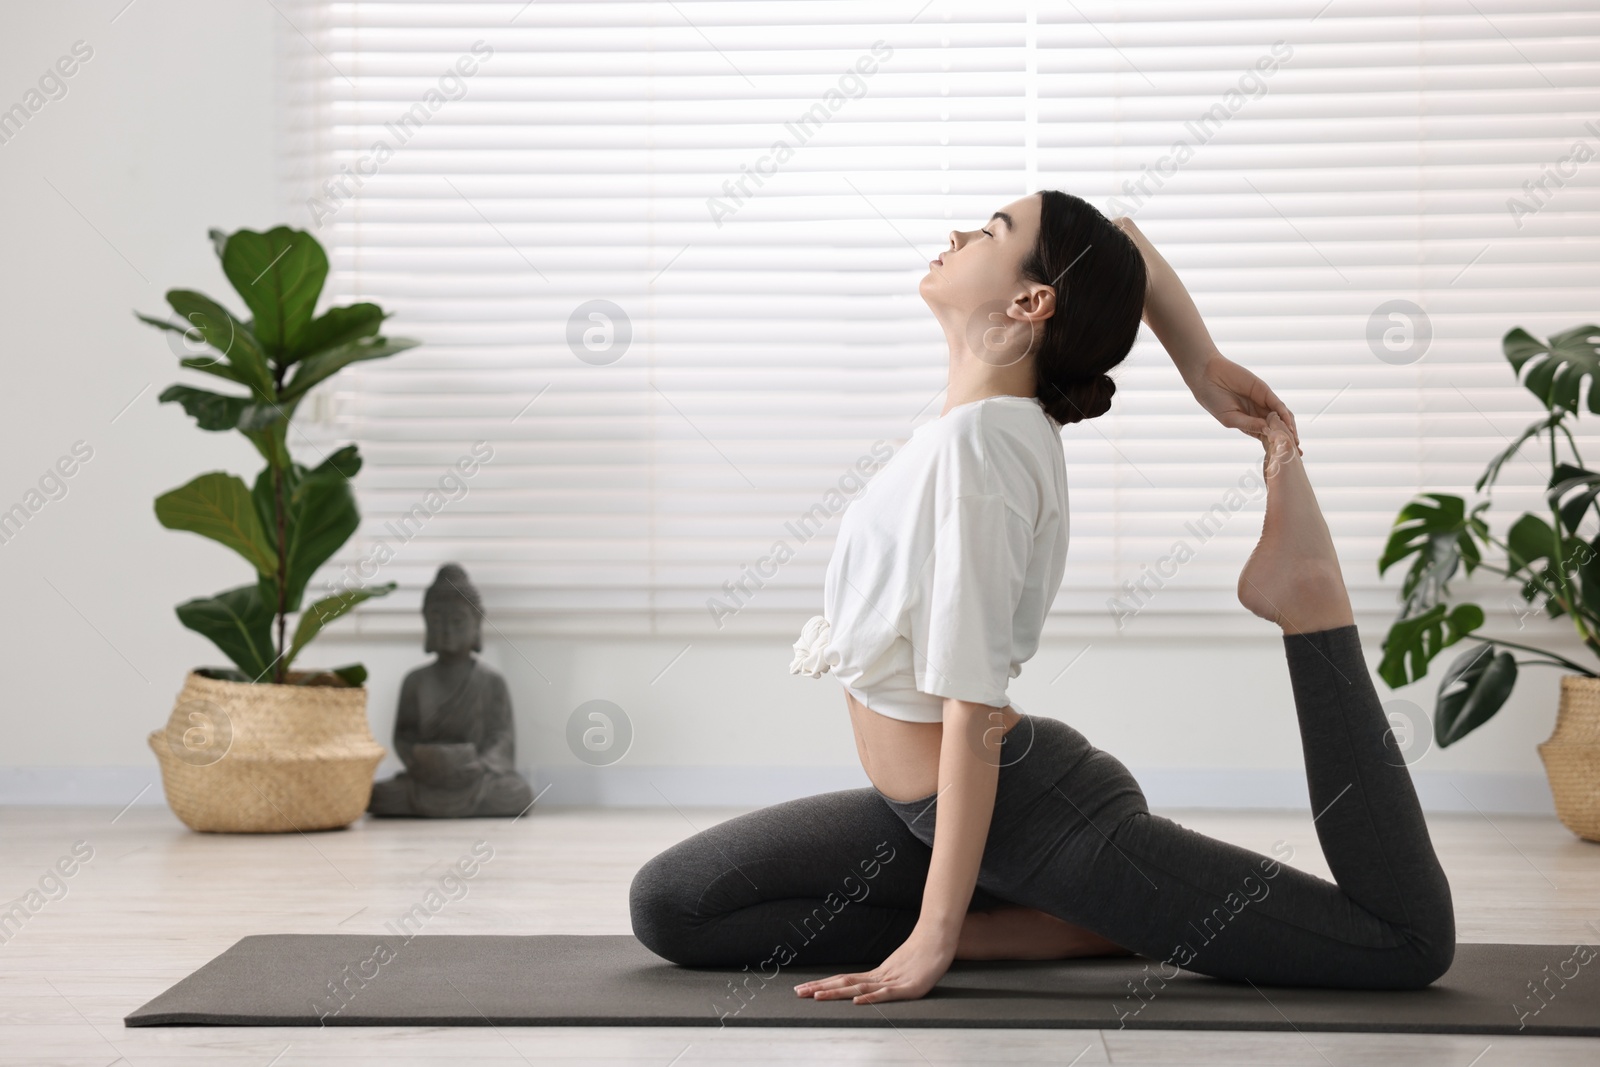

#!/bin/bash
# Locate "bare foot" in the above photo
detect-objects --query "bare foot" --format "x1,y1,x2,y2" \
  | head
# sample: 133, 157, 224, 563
1237, 412, 1355, 635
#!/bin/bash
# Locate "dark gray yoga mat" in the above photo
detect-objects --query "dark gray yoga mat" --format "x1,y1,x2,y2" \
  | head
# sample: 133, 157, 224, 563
124, 934, 1600, 1035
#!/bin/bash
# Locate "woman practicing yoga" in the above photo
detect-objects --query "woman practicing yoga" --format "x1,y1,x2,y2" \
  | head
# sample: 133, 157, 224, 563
629, 190, 1456, 1005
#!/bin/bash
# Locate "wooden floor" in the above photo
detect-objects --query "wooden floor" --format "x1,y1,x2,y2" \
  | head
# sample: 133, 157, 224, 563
1, 800, 1597, 1066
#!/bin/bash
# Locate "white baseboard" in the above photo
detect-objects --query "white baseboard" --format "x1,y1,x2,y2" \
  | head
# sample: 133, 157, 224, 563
0, 765, 1556, 815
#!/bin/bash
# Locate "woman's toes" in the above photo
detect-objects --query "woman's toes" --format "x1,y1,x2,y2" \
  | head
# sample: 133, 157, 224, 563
1262, 412, 1297, 478
1236, 417, 1353, 632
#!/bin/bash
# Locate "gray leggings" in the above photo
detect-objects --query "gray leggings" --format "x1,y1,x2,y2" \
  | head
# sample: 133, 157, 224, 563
629, 625, 1456, 990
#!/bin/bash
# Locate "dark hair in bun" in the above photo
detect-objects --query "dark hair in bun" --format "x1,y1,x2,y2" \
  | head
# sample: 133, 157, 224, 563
1020, 190, 1146, 426
1055, 372, 1116, 424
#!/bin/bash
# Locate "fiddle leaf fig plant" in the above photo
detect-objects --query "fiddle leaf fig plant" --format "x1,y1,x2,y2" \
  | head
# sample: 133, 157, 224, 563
139, 226, 419, 686
1378, 323, 1600, 746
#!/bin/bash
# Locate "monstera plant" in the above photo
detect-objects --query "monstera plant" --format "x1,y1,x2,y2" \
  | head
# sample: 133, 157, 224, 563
1377, 323, 1600, 749
138, 226, 418, 687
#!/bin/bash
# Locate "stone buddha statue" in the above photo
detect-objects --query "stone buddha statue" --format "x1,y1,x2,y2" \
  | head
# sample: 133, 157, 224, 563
367, 563, 536, 818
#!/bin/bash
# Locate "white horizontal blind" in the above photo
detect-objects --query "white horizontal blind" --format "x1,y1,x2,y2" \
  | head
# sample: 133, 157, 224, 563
277, 0, 1600, 641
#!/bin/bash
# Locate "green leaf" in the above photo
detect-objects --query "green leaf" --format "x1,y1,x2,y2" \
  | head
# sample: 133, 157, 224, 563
1576, 534, 1600, 620
249, 446, 364, 613
1547, 463, 1600, 536
252, 460, 300, 549
1505, 507, 1600, 626
283, 467, 362, 612
1378, 602, 1485, 689
1475, 411, 1567, 493
136, 310, 255, 389
174, 584, 277, 681
155, 472, 279, 577
217, 227, 328, 358
178, 356, 247, 386
283, 583, 396, 671
1376, 493, 1488, 616
281, 335, 420, 402
159, 385, 252, 432
251, 462, 301, 615
163, 290, 274, 397
1505, 512, 1557, 575
292, 303, 386, 363
237, 402, 289, 433
1434, 643, 1518, 747
134, 311, 204, 341
308, 443, 362, 480
249, 445, 359, 560
1505, 323, 1600, 415
239, 420, 292, 472
331, 663, 368, 687
158, 385, 285, 435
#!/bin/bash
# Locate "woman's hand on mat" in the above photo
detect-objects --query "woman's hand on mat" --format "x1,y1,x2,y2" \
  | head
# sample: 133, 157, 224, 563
1184, 352, 1301, 452
792, 928, 955, 1005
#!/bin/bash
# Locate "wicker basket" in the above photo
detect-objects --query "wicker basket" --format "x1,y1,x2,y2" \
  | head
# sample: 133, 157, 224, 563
148, 670, 386, 833
1538, 675, 1600, 843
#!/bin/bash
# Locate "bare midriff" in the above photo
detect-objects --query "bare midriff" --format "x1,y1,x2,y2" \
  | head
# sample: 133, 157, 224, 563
844, 688, 1024, 803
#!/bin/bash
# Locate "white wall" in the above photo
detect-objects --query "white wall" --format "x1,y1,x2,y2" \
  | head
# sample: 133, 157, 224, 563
0, 2, 1570, 814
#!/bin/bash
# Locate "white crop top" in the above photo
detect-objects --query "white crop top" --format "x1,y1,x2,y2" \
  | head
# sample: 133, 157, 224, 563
790, 393, 1070, 723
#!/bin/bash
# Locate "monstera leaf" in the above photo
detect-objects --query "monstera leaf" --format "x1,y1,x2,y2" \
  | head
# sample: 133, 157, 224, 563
1378, 602, 1485, 689
1501, 512, 1600, 623
1433, 643, 1518, 748
1374, 322, 1600, 752
1377, 493, 1488, 617
1547, 462, 1600, 536
1476, 411, 1570, 493
1505, 323, 1600, 415
1575, 536, 1600, 623
1505, 512, 1559, 577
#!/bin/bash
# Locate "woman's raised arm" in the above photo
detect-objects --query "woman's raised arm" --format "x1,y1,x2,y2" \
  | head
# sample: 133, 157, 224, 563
1114, 215, 1222, 378
1114, 216, 1300, 448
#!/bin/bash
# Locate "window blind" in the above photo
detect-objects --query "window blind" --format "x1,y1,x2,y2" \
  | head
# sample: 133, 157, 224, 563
276, 0, 1600, 641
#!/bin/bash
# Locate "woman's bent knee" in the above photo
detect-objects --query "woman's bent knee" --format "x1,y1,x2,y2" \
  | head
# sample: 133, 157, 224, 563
1401, 881, 1457, 987
1402, 923, 1456, 988
1366, 918, 1455, 989
629, 852, 702, 965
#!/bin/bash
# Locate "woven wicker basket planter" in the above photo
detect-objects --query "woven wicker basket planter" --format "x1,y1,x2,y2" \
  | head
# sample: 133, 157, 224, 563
1538, 675, 1600, 844
148, 670, 386, 833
